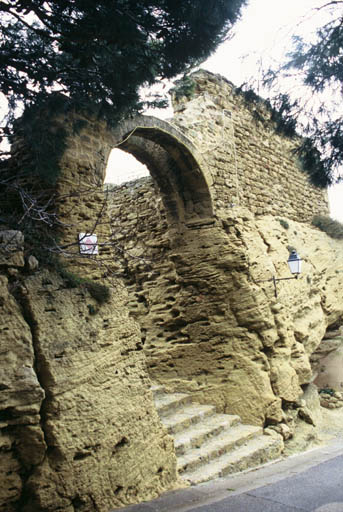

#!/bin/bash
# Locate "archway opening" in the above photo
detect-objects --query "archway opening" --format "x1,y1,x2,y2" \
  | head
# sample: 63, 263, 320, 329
105, 149, 149, 185
108, 117, 214, 227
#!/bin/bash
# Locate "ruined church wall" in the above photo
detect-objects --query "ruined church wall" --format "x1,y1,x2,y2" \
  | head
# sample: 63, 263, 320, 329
170, 70, 329, 222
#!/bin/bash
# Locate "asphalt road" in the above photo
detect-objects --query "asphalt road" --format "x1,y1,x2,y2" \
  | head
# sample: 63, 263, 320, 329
115, 439, 343, 512
187, 454, 343, 511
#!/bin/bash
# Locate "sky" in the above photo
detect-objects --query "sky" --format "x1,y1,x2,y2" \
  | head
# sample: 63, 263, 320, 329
107, 0, 343, 222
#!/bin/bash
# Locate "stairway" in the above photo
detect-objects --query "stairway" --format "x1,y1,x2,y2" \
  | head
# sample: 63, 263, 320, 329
153, 386, 283, 485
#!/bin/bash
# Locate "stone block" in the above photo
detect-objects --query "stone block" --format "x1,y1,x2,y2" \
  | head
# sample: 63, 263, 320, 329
0, 230, 25, 267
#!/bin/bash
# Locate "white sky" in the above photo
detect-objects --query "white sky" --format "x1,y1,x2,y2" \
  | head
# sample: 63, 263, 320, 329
107, 0, 343, 222
205, 0, 343, 222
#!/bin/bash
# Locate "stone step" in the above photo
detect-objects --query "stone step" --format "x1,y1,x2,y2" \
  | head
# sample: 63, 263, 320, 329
177, 424, 262, 474
173, 413, 240, 455
182, 435, 283, 485
155, 392, 192, 416
161, 403, 217, 435
150, 384, 165, 399
152, 386, 284, 486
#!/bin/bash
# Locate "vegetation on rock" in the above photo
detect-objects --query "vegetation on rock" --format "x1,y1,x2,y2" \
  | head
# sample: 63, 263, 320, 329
312, 215, 343, 240
171, 75, 197, 101
58, 265, 111, 304
277, 218, 290, 230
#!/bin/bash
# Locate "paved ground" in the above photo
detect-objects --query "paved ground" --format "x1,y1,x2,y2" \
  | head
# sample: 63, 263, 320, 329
112, 438, 343, 512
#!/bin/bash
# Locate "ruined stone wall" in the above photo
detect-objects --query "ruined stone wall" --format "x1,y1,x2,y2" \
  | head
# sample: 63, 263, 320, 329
170, 70, 328, 221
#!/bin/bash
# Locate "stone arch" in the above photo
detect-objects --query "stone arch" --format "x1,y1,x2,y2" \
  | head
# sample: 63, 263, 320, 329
106, 115, 214, 227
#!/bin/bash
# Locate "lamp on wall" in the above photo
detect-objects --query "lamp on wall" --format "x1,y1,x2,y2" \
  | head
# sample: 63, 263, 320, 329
257, 250, 302, 298
287, 249, 302, 275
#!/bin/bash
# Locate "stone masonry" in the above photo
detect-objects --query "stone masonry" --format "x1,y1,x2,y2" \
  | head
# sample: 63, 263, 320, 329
170, 70, 328, 221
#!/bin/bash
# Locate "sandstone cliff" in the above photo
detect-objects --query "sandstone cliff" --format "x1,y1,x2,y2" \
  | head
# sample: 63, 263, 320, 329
107, 179, 343, 427
0, 235, 178, 512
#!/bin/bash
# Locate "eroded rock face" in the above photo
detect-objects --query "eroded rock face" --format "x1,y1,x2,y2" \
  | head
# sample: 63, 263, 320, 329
102, 71, 336, 427
313, 340, 343, 392
0, 273, 45, 512
0, 268, 178, 512
0, 230, 25, 268
107, 175, 343, 427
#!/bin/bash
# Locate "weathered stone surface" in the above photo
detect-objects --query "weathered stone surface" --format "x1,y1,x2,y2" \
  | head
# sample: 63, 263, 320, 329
107, 178, 343, 428
302, 383, 322, 426
314, 342, 343, 391
0, 230, 25, 267
319, 391, 343, 409
27, 255, 39, 271
0, 269, 178, 512
22, 271, 178, 511
0, 274, 45, 512
267, 422, 293, 441
311, 337, 343, 370
0, 449, 22, 512
170, 70, 328, 223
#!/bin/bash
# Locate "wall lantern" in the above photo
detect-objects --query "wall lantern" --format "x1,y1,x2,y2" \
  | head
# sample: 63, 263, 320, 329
287, 249, 302, 275
257, 250, 302, 298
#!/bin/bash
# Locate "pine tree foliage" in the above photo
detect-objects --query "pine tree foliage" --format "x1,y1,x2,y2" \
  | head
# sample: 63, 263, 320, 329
0, 0, 247, 134
0, 0, 247, 263
262, 1, 343, 187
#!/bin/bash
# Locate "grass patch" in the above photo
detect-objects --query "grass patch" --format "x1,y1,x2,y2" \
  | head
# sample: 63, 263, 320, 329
58, 266, 110, 305
277, 218, 289, 230
312, 215, 343, 240
171, 75, 196, 100
86, 281, 111, 304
